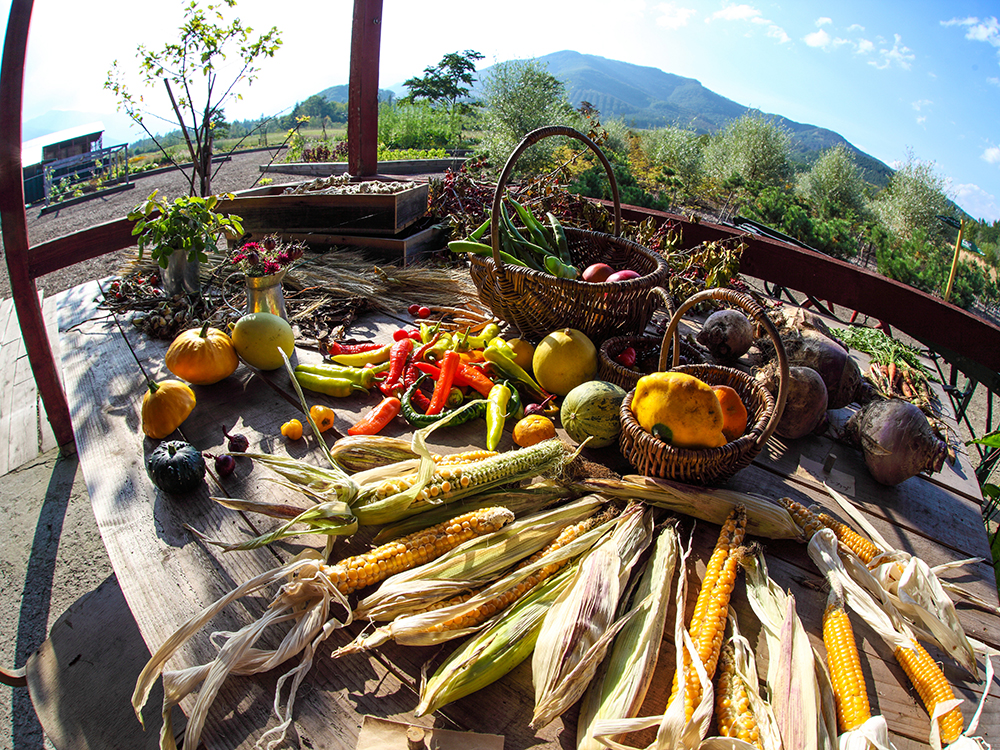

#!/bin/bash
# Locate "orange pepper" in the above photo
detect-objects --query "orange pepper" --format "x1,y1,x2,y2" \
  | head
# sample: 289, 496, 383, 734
309, 404, 336, 433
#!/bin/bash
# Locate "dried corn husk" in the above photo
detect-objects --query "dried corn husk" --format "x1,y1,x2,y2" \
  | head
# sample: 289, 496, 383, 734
415, 561, 578, 717
353, 495, 608, 622
742, 551, 837, 750
531, 503, 655, 729
328, 434, 419, 472
577, 524, 680, 750
577, 475, 801, 540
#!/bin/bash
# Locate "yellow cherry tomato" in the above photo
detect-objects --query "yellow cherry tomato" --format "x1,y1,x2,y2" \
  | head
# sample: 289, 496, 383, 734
280, 418, 303, 441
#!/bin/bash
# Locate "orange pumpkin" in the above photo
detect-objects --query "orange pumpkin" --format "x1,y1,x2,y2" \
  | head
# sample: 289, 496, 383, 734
141, 379, 196, 439
165, 322, 239, 385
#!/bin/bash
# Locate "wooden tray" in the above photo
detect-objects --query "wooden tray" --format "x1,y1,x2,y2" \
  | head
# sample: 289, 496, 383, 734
215, 178, 430, 236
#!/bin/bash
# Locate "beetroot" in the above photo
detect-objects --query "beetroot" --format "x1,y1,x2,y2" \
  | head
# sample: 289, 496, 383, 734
756, 363, 828, 439
697, 309, 754, 362
844, 398, 948, 486
781, 329, 863, 409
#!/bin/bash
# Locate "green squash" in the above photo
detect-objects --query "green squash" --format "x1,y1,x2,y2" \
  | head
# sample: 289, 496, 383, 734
146, 440, 206, 494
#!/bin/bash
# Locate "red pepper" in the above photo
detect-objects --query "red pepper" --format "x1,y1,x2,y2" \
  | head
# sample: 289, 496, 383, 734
414, 361, 495, 397
324, 340, 385, 357
348, 396, 402, 435
403, 363, 432, 411
425, 350, 460, 415
615, 346, 637, 367
379, 337, 414, 396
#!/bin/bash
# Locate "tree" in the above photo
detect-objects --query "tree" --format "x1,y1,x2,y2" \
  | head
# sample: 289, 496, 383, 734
476, 58, 574, 174
870, 149, 953, 242
106, 0, 282, 196
796, 144, 868, 220
403, 50, 484, 140
702, 110, 792, 189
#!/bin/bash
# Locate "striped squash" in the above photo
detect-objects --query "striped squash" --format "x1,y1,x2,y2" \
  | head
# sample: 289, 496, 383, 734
560, 380, 627, 448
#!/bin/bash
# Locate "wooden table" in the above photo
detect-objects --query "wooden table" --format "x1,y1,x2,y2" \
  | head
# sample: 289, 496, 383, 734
56, 278, 1000, 750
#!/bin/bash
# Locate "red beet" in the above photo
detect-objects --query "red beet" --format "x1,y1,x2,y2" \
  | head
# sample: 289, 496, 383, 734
844, 398, 948, 485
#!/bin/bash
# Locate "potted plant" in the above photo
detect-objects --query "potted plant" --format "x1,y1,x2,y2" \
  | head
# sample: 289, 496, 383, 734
128, 190, 244, 295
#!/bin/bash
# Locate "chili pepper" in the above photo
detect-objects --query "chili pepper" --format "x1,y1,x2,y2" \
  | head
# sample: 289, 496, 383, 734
458, 349, 486, 365
348, 396, 402, 436
424, 332, 454, 363
294, 362, 383, 389
400, 375, 488, 429
486, 381, 512, 451
412, 331, 442, 363
329, 341, 393, 367
419, 320, 442, 345
309, 404, 336, 433
483, 338, 549, 401
446, 387, 465, 408
426, 350, 460, 415
402, 362, 432, 411
615, 346, 637, 368
379, 337, 415, 396
280, 418, 303, 440
324, 340, 384, 357
413, 361, 495, 397
505, 381, 524, 421
294, 372, 369, 398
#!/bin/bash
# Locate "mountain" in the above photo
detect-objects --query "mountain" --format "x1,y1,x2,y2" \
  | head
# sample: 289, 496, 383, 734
473, 50, 893, 186
317, 84, 396, 104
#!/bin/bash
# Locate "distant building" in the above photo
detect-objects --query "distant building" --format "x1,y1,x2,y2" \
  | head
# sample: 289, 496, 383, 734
21, 122, 104, 205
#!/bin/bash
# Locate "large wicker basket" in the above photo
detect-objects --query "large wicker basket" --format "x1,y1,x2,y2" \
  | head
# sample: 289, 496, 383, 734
467, 126, 670, 341
618, 288, 789, 485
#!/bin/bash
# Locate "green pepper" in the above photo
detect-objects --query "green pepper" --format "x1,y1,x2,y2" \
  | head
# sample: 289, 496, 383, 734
329, 342, 392, 367
419, 320, 442, 345
467, 322, 501, 350
424, 332, 454, 363
483, 338, 549, 401
446, 386, 464, 409
294, 372, 369, 398
400, 375, 487, 429
505, 381, 524, 421
486, 381, 512, 451
294, 361, 386, 389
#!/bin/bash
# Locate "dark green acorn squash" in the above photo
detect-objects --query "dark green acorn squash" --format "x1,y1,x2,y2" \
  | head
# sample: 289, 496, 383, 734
146, 440, 206, 494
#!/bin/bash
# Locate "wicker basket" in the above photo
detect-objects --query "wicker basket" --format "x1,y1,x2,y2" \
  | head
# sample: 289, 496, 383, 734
467, 125, 670, 341
598, 287, 704, 390
618, 288, 789, 485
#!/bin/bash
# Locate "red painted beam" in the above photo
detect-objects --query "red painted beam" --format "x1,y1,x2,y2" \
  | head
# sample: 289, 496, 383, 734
0, 0, 75, 447
347, 0, 382, 177
27, 217, 136, 279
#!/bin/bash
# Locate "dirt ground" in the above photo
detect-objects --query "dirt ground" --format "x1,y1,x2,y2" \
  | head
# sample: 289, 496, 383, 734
1, 152, 998, 747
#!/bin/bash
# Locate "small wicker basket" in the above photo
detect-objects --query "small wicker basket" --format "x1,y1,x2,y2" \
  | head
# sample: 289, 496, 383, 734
467, 125, 670, 342
618, 287, 789, 485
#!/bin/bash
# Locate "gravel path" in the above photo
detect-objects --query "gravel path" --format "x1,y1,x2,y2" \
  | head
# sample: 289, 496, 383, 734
0, 147, 288, 301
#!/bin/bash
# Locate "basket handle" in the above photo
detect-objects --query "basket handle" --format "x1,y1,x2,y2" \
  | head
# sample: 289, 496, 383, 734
489, 126, 622, 275
657, 287, 789, 449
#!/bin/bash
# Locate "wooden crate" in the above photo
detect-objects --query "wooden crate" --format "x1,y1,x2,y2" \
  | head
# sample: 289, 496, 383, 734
215, 178, 430, 236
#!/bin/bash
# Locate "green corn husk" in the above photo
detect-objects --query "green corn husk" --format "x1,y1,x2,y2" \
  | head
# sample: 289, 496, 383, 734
531, 503, 655, 729
576, 524, 680, 750
328, 434, 419, 472
353, 494, 609, 622
414, 561, 578, 717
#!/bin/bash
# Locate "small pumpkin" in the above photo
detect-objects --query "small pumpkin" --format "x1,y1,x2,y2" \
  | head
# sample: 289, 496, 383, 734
146, 440, 206, 493
165, 321, 239, 385
141, 379, 196, 439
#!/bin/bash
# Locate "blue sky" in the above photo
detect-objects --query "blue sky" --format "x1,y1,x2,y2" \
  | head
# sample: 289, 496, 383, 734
4, 0, 1000, 221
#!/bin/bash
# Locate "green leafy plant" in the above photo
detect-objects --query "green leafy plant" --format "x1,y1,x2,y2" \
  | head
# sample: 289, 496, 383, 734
128, 190, 243, 268
967, 433, 1000, 589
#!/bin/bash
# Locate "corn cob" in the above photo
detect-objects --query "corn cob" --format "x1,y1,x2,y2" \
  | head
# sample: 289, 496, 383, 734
778, 496, 824, 539
894, 638, 964, 745
351, 437, 569, 525
822, 594, 872, 732
715, 640, 762, 748
669, 505, 747, 722
322, 506, 514, 595
818, 513, 882, 564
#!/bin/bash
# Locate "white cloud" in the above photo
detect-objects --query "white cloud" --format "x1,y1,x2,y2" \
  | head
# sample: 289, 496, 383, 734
916, 116, 927, 126
767, 25, 791, 43
951, 182, 1000, 222
983, 146, 1000, 164
816, 17, 832, 27
988, 77, 1000, 87
805, 29, 831, 48
655, 3, 697, 29
868, 34, 915, 70
855, 38, 874, 54
942, 16, 1000, 47
709, 4, 761, 22
912, 99, 933, 111
847, 23, 865, 32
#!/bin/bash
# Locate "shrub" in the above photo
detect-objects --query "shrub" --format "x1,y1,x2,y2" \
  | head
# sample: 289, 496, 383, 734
796, 144, 868, 220
702, 111, 792, 189
870, 149, 952, 242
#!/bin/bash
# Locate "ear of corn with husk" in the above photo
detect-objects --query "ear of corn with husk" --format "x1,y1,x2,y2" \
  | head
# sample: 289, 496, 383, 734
531, 503, 655, 729
414, 560, 579, 717
576, 523, 680, 750
577, 475, 801, 540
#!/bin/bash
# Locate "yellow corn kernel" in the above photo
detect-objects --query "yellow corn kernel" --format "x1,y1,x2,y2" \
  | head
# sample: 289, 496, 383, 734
327, 506, 514, 595
818, 513, 881, 564
716, 641, 762, 748
779, 496, 824, 539
823, 597, 871, 732
894, 638, 964, 745
435, 449, 500, 466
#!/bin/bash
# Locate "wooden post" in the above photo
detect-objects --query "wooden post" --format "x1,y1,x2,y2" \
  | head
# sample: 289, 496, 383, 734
0, 0, 75, 448
348, 0, 382, 177
943, 219, 964, 306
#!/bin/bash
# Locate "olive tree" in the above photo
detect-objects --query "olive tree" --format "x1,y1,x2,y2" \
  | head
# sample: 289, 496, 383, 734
870, 149, 953, 241
797, 144, 868, 219
639, 125, 704, 189
702, 110, 792, 189
106, 0, 282, 196
476, 58, 574, 174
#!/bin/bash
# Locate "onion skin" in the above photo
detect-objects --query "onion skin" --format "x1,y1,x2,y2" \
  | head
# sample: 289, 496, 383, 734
845, 398, 948, 486
697, 309, 754, 361
757, 363, 828, 439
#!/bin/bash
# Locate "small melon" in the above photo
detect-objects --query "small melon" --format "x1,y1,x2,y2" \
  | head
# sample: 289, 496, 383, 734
231, 312, 295, 371
532, 328, 598, 396
560, 380, 627, 448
